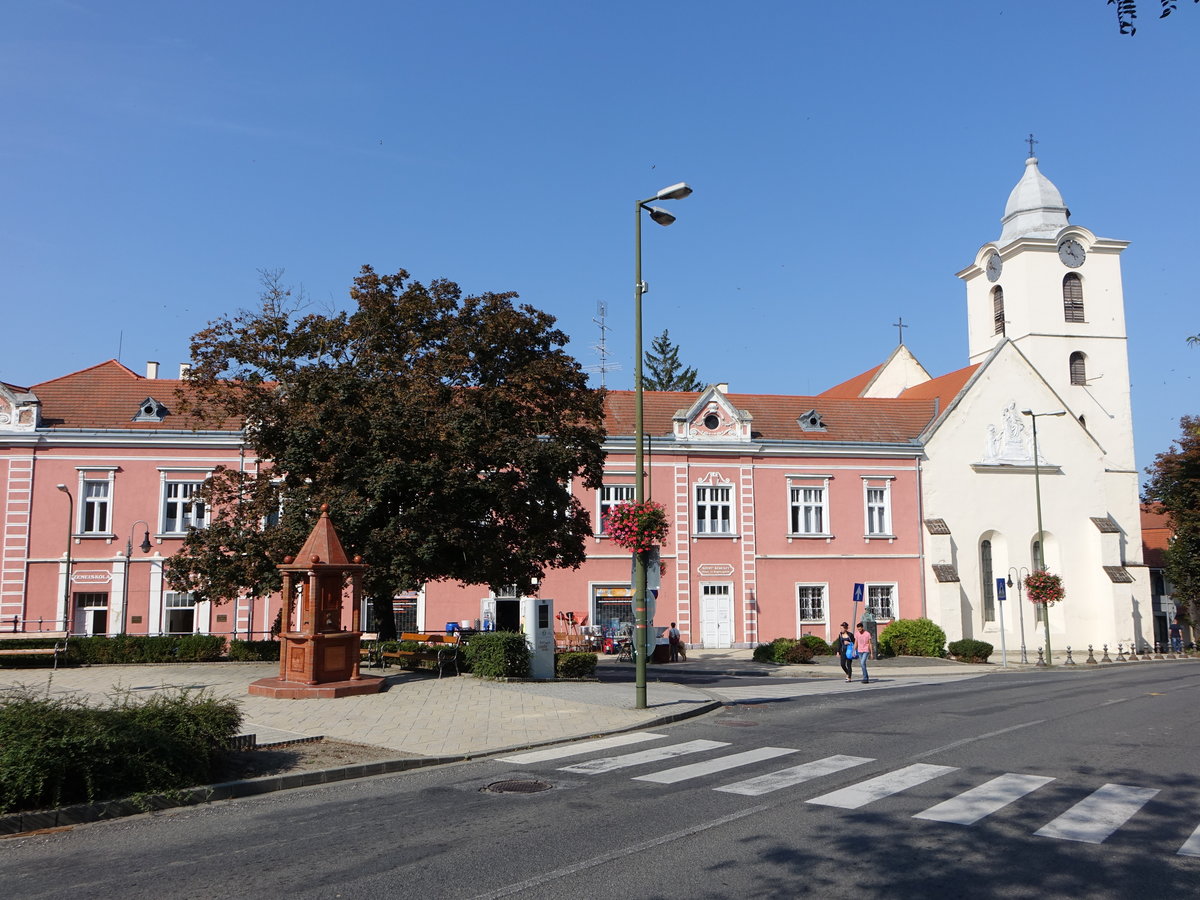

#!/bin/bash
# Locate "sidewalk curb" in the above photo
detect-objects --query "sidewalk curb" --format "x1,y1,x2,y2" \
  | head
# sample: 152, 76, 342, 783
0, 697, 724, 838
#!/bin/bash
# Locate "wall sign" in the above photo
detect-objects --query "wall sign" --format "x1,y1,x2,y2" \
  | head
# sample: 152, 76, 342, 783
71, 571, 112, 584
697, 563, 735, 577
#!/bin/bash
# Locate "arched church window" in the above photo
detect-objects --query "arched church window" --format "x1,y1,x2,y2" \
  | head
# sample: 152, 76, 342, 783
1069, 352, 1087, 386
1063, 274, 1085, 322
980, 539, 996, 623
992, 287, 1005, 336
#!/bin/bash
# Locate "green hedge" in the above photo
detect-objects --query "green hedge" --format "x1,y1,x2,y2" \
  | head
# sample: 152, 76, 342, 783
227, 639, 281, 662
555, 652, 598, 678
463, 632, 530, 679
0, 688, 242, 814
799, 634, 834, 656
948, 639, 994, 663
878, 618, 947, 658
66, 634, 227, 664
752, 637, 815, 665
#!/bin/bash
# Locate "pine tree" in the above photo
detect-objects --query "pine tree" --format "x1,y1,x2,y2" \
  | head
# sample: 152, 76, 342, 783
642, 329, 703, 392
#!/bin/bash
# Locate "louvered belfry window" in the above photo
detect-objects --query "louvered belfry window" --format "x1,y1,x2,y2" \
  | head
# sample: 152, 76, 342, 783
1063, 274, 1085, 322
992, 287, 1005, 335
1070, 352, 1087, 386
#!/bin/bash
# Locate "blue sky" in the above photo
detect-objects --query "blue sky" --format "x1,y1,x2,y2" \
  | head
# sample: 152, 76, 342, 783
3, 2, 1197, 476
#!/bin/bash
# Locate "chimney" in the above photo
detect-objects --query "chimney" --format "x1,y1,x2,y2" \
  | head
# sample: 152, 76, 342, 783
146, 361, 159, 379
716, 382, 729, 393
178, 363, 191, 379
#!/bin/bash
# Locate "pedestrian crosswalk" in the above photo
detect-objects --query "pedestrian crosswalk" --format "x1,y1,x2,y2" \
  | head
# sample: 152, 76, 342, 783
494, 732, 1194, 856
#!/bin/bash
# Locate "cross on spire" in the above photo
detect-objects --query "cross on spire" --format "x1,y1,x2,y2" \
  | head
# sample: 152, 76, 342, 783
893, 317, 908, 346
1026, 133, 1038, 158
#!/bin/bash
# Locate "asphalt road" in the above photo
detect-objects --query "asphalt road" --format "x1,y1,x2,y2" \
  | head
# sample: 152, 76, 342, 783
4, 663, 1197, 899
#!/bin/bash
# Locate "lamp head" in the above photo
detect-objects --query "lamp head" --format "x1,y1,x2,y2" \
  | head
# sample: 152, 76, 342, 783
1020, 409, 1033, 417
56, 483, 68, 493
646, 206, 676, 227
140, 531, 152, 554
655, 182, 693, 201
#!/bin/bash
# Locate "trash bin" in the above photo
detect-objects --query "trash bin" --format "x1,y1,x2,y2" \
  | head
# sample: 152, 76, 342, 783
652, 639, 671, 663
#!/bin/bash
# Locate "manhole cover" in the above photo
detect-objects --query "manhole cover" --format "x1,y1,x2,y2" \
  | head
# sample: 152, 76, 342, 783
717, 720, 758, 727
483, 780, 553, 794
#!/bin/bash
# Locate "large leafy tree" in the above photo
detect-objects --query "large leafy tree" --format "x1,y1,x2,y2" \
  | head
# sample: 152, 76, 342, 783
1110, 0, 1198, 34
1143, 415, 1200, 625
642, 329, 703, 392
165, 266, 606, 604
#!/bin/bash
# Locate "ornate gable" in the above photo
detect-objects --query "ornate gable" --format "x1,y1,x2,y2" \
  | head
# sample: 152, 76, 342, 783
672, 385, 753, 442
0, 383, 39, 432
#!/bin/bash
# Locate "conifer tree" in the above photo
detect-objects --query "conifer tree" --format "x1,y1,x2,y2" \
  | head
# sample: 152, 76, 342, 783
642, 329, 703, 392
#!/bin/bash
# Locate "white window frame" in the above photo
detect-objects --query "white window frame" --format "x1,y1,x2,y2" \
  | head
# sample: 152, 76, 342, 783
161, 480, 207, 534
789, 481, 830, 537
796, 583, 826, 623
863, 478, 894, 538
598, 484, 635, 535
81, 479, 111, 534
694, 473, 734, 536
74, 467, 117, 537
163, 590, 198, 634
866, 583, 896, 620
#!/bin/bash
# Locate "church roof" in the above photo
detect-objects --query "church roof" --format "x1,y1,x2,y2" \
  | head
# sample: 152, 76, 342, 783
817, 362, 885, 399
898, 363, 979, 404
999, 156, 1070, 245
604, 390, 936, 444
30, 360, 236, 430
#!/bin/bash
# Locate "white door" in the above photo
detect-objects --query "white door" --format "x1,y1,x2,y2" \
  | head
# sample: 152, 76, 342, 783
700, 583, 733, 648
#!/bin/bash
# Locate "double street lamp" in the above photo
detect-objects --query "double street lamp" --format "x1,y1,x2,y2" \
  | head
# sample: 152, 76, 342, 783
121, 521, 152, 634
55, 484, 73, 633
1020, 408, 1065, 663
633, 182, 692, 710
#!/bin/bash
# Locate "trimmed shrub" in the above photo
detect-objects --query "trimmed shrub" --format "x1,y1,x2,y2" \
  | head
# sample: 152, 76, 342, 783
799, 634, 834, 656
948, 639, 994, 663
227, 639, 281, 662
174, 635, 226, 662
878, 618, 947, 658
463, 631, 530, 679
555, 652, 598, 678
0, 688, 241, 814
782, 641, 816, 665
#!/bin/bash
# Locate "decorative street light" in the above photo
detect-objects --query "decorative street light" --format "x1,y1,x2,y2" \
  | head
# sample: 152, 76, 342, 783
55, 484, 73, 633
1007, 565, 1030, 664
121, 520, 152, 635
1020, 409, 1065, 664
633, 181, 692, 710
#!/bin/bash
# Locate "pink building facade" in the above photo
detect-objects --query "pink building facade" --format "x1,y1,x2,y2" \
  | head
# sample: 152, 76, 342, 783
2, 364, 936, 647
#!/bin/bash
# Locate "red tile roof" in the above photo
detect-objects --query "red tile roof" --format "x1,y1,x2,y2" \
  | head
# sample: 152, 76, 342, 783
818, 363, 884, 399
604, 390, 937, 444
31, 360, 238, 430
899, 363, 979, 403
1141, 503, 1172, 568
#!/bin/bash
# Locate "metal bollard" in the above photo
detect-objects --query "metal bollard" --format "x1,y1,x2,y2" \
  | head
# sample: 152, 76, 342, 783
1101, 644, 1113, 663
1064, 646, 1076, 665
1036, 647, 1046, 667
1086, 644, 1098, 664
1116, 642, 1126, 662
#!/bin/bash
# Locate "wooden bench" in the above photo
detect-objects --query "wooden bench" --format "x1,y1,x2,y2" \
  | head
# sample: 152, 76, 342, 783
358, 632, 382, 669
380, 632, 461, 677
0, 632, 70, 669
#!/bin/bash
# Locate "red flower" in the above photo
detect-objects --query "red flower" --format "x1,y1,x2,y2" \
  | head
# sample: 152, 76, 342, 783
604, 500, 669, 553
1025, 570, 1065, 605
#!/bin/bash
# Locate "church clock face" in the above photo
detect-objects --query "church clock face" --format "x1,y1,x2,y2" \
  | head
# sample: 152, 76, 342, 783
1058, 238, 1085, 268
985, 252, 1002, 282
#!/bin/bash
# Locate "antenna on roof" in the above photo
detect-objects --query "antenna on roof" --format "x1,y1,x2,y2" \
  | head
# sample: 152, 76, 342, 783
117, 330, 123, 363
585, 301, 621, 388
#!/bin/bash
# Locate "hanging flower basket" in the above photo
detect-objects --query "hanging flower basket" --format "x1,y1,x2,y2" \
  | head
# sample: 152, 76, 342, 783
1025, 570, 1065, 606
604, 500, 669, 553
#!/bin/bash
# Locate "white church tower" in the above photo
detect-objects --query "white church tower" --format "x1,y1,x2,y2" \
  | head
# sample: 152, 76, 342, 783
960, 153, 1136, 473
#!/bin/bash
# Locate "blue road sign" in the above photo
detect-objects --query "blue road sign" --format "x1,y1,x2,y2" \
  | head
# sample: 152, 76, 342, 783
996, 577, 1007, 603
852, 583, 864, 605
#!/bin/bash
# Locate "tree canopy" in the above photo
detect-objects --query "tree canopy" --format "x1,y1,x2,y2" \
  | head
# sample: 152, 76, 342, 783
165, 266, 607, 604
642, 329, 703, 392
1110, 0, 1198, 34
1143, 415, 1200, 624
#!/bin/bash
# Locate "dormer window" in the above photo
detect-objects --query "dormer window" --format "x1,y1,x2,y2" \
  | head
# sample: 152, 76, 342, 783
133, 397, 169, 422
798, 409, 827, 432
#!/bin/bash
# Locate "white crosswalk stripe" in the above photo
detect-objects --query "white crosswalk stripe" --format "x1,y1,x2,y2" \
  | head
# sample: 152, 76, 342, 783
914, 773, 1055, 825
715, 754, 875, 797
807, 763, 958, 809
495, 732, 666, 764
1177, 823, 1200, 857
558, 739, 730, 774
1034, 783, 1159, 844
633, 747, 799, 784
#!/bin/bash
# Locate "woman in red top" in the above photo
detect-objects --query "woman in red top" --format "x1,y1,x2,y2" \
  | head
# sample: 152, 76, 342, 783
854, 622, 873, 683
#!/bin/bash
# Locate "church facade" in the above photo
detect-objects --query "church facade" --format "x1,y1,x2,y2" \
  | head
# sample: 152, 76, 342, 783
0, 155, 1153, 652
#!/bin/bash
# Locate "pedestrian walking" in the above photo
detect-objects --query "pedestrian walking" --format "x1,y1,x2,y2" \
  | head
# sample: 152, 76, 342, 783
835, 622, 855, 683
1170, 617, 1184, 654
668, 622, 683, 662
855, 621, 873, 683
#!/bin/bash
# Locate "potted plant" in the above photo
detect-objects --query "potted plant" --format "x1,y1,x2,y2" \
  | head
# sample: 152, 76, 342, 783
603, 500, 669, 553
1024, 569, 1065, 606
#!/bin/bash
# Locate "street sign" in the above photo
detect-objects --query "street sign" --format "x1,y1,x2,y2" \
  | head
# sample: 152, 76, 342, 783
852, 583, 864, 605
996, 578, 1007, 603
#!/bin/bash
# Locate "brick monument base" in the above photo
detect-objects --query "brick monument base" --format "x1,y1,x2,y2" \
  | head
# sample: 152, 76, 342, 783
247, 674, 385, 699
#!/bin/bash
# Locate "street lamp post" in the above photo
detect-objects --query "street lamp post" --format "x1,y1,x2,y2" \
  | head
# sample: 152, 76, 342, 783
55, 484, 73, 633
121, 520, 152, 635
1007, 566, 1030, 664
633, 181, 692, 710
1021, 409, 1065, 664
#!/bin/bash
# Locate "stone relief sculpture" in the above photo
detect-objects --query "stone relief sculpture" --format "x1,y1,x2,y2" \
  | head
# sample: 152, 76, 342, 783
981, 402, 1047, 465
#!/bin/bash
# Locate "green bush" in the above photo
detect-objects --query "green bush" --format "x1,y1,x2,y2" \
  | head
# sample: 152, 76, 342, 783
753, 637, 803, 664
948, 638, 994, 663
462, 631, 530, 679
878, 618, 947, 658
799, 634, 834, 656
227, 639, 281, 662
782, 641, 816, 664
555, 652, 598, 678
174, 635, 226, 662
0, 688, 242, 814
